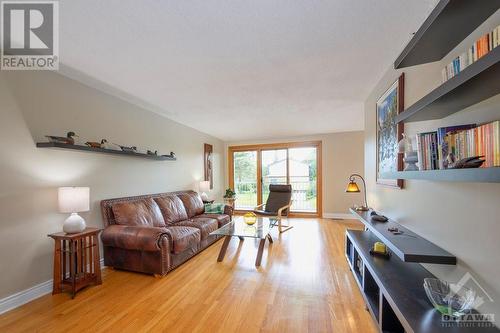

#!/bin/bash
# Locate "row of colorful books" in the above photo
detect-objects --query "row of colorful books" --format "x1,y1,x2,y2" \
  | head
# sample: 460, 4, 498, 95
441, 25, 500, 83
415, 120, 500, 170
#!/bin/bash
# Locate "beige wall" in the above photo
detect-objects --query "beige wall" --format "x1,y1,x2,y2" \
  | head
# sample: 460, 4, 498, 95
364, 12, 500, 318
0, 70, 224, 299
225, 131, 365, 215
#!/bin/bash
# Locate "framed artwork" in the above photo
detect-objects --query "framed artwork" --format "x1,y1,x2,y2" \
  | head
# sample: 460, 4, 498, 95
204, 143, 213, 189
376, 73, 404, 189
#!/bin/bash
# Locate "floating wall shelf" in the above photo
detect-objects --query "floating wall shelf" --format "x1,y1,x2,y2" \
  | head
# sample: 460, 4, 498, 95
381, 168, 500, 183
350, 209, 456, 265
36, 142, 176, 161
394, 0, 500, 69
396, 46, 500, 123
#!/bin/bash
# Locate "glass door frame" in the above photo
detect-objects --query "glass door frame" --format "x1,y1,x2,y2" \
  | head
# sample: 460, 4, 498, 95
228, 141, 322, 218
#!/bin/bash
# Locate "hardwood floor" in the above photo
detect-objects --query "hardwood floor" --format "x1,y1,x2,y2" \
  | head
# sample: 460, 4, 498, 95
0, 218, 377, 333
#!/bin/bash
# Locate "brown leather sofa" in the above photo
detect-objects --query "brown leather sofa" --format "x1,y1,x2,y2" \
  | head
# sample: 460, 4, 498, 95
100, 190, 232, 276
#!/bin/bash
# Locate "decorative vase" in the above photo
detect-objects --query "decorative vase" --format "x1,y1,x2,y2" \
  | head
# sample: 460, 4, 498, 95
224, 197, 236, 208
243, 212, 257, 225
403, 151, 419, 171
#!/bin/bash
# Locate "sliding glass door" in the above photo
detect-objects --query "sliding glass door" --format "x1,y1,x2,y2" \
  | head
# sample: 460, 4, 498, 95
261, 149, 287, 205
232, 151, 258, 210
229, 142, 321, 215
288, 147, 317, 212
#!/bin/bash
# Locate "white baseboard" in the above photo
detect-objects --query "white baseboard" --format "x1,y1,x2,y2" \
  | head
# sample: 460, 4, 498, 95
323, 212, 354, 220
0, 258, 105, 315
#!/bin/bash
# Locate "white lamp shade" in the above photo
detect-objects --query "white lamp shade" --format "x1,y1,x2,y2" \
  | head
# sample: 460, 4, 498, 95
58, 187, 90, 213
199, 181, 210, 193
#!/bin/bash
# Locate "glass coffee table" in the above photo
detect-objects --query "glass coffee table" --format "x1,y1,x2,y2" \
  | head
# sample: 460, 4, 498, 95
210, 216, 276, 267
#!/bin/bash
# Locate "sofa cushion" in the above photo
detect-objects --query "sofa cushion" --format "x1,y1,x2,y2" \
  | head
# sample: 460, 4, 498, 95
154, 195, 188, 224
177, 217, 218, 240
178, 192, 205, 218
166, 226, 201, 254
198, 214, 230, 227
112, 198, 166, 227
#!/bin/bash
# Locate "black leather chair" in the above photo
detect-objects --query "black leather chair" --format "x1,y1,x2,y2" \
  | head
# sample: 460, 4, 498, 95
253, 184, 293, 233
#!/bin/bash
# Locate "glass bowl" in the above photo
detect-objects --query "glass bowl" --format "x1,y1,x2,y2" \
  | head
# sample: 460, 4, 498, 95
423, 278, 476, 316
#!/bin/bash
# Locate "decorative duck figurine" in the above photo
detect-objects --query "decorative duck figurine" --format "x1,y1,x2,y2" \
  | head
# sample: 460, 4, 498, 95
162, 152, 175, 158
85, 139, 108, 149
113, 143, 137, 153
45, 132, 78, 145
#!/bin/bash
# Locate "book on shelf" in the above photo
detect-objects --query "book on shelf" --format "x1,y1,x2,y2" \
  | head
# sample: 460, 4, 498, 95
437, 124, 476, 169
441, 25, 500, 83
415, 121, 500, 170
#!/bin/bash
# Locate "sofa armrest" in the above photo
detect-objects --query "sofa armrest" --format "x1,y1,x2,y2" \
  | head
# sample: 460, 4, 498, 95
101, 225, 172, 252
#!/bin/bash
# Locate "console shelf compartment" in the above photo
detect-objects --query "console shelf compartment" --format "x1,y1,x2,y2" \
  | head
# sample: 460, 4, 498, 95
345, 229, 498, 333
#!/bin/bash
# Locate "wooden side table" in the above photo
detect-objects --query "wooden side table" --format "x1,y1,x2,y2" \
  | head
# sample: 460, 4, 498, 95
48, 228, 102, 298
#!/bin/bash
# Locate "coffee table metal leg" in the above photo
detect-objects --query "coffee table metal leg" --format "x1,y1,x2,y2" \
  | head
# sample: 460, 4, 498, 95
217, 236, 231, 262
255, 238, 266, 266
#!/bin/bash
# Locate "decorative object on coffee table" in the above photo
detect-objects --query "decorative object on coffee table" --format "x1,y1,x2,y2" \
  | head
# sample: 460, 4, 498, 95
199, 180, 210, 201
204, 143, 214, 189
243, 212, 257, 225
58, 187, 90, 234
48, 228, 102, 298
345, 174, 369, 211
46, 131, 79, 145
376, 73, 404, 188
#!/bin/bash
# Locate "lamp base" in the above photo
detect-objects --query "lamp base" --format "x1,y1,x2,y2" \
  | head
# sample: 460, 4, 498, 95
355, 205, 370, 211
200, 192, 209, 201
63, 213, 86, 234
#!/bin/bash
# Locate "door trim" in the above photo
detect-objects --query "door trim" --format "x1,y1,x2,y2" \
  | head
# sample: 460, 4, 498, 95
228, 141, 322, 218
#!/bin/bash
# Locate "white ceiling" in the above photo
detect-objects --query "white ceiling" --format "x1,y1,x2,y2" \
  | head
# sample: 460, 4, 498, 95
59, 0, 439, 141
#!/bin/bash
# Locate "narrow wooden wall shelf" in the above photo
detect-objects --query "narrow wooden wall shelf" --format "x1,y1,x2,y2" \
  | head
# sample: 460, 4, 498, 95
396, 46, 500, 123
394, 0, 500, 69
381, 168, 500, 183
36, 142, 176, 161
350, 209, 456, 265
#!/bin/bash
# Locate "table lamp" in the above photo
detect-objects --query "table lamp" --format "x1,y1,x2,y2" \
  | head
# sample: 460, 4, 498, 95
199, 181, 210, 201
58, 187, 90, 233
345, 174, 369, 211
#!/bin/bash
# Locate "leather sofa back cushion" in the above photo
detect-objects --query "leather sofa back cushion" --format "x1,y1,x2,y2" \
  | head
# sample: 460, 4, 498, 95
178, 192, 204, 218
154, 195, 188, 224
111, 198, 166, 227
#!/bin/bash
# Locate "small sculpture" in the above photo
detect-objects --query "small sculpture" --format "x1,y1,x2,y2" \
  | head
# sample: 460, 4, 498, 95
85, 139, 107, 149
398, 134, 418, 171
117, 145, 137, 153
147, 150, 158, 156
162, 152, 175, 158
46, 131, 78, 145
449, 156, 485, 169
